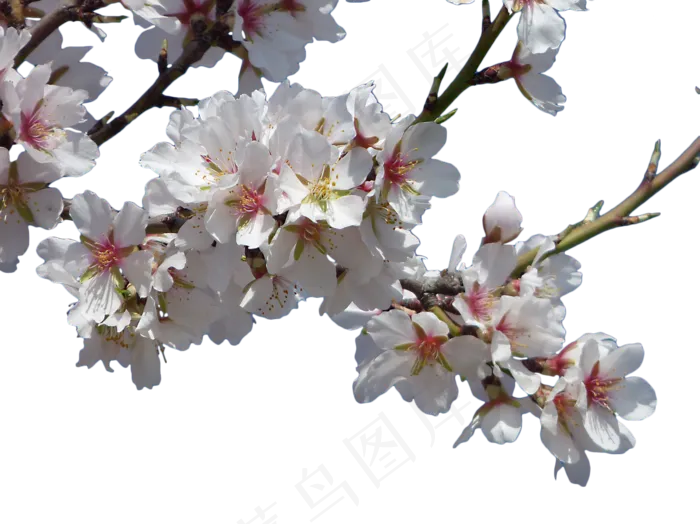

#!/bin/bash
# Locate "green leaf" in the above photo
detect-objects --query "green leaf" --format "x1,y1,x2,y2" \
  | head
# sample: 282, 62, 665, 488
79, 264, 102, 283
293, 238, 305, 261
15, 200, 34, 224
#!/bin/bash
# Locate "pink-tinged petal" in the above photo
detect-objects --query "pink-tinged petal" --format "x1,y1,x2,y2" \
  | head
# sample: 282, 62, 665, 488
15, 152, 62, 185
175, 212, 215, 251
411, 311, 449, 337
25, 188, 63, 229
453, 413, 481, 448
579, 338, 601, 376
286, 247, 336, 298
481, 403, 522, 444
325, 194, 365, 229
483, 191, 523, 243
52, 131, 99, 177
332, 147, 372, 189
122, 250, 154, 297
236, 211, 276, 249
153, 251, 187, 293
518, 3, 566, 54
541, 403, 581, 464
448, 234, 467, 272
353, 350, 414, 403
473, 243, 518, 289
508, 358, 541, 395
70, 191, 113, 241
0, 213, 29, 269
491, 330, 512, 364
366, 309, 415, 349
80, 270, 122, 322
441, 335, 490, 377
354, 333, 383, 367
330, 302, 381, 332
36, 237, 79, 294
409, 159, 460, 198
564, 453, 593, 488
516, 73, 566, 116
599, 342, 644, 378
130, 338, 161, 390
402, 122, 446, 161
409, 367, 458, 415
114, 202, 148, 247
583, 404, 621, 452
609, 377, 657, 421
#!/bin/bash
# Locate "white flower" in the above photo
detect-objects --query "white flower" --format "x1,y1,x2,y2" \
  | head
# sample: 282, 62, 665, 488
505, 0, 587, 54
508, 44, 566, 116
2, 64, 99, 176
279, 130, 372, 228
359, 200, 420, 263
128, 0, 226, 68
515, 233, 582, 318
454, 396, 526, 446
64, 191, 153, 322
0, 26, 31, 83
205, 141, 280, 248
376, 117, 459, 224
240, 268, 302, 319
483, 191, 523, 243
320, 260, 401, 316
490, 295, 565, 358
353, 310, 489, 415
137, 250, 220, 350
231, 0, 345, 82
0, 150, 64, 272
454, 243, 517, 329
24, 31, 112, 104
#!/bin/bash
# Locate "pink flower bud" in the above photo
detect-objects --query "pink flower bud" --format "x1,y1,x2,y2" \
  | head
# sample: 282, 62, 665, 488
359, 180, 375, 192
482, 191, 523, 244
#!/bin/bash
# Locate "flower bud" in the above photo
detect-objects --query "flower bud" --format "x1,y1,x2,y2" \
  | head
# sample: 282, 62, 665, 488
482, 191, 523, 244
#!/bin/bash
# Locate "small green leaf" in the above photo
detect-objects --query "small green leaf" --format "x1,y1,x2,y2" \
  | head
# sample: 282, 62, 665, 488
79, 264, 101, 283
293, 238, 305, 261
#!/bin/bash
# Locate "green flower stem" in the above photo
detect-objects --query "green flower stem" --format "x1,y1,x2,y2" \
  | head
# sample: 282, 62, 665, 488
429, 306, 462, 337
512, 137, 700, 277
416, 6, 513, 124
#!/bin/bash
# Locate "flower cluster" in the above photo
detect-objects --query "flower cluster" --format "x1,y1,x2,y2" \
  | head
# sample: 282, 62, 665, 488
350, 192, 657, 486
36, 82, 460, 388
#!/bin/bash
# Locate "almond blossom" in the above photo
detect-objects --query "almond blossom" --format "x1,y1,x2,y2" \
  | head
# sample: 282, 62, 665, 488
2, 64, 99, 176
505, 0, 587, 54
0, 150, 64, 272
64, 191, 152, 323
354, 310, 489, 415
507, 43, 566, 116
375, 117, 459, 224
482, 191, 523, 244
279, 131, 372, 228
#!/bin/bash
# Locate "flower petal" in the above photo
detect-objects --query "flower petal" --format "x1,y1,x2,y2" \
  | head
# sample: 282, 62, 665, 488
610, 377, 657, 421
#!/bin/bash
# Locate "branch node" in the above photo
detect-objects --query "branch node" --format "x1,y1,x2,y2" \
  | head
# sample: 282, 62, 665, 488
482, 0, 492, 32
158, 39, 169, 74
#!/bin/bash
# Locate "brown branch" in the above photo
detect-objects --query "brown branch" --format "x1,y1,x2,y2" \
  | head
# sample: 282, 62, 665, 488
14, 3, 77, 67
88, 22, 242, 146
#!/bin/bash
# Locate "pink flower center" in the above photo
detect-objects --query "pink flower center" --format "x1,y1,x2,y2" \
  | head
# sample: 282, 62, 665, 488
165, 0, 215, 26
92, 239, 122, 272
230, 185, 265, 217
20, 110, 57, 151
495, 312, 524, 342
465, 283, 495, 321
383, 150, 417, 186
238, 0, 267, 36
584, 363, 622, 411
415, 334, 443, 362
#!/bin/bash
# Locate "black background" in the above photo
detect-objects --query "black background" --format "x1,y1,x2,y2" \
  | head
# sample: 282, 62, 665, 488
8, 0, 700, 489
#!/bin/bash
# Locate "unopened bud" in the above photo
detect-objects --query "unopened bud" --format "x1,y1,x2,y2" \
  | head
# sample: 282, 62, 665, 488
644, 138, 662, 180
482, 191, 523, 244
